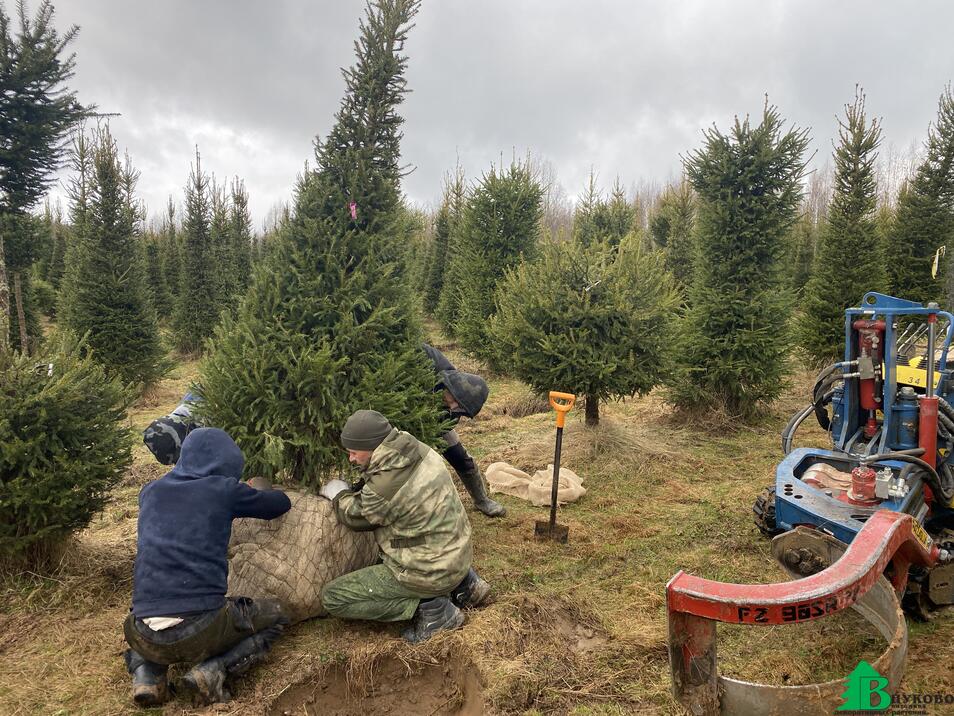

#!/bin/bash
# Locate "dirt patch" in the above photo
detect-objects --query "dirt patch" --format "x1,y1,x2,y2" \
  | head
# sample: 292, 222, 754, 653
269, 653, 484, 716
554, 613, 608, 655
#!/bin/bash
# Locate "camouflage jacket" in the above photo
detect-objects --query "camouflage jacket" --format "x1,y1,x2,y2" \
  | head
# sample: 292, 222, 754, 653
333, 428, 472, 593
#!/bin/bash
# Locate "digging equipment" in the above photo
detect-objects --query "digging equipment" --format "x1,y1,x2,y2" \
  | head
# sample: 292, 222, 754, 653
667, 292, 954, 715
534, 391, 575, 543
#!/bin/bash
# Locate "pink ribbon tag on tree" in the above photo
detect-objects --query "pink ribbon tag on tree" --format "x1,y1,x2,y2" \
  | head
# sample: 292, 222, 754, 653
349, 201, 357, 220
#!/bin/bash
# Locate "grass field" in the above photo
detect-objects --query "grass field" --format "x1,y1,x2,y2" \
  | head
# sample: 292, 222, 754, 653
2, 337, 953, 715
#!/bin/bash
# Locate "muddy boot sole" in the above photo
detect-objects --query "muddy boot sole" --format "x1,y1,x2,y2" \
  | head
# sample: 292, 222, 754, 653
132, 682, 168, 707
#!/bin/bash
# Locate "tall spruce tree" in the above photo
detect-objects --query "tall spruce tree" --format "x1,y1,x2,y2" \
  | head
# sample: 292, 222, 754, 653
48, 203, 68, 290
142, 229, 173, 318
649, 181, 696, 292
159, 198, 181, 300
452, 159, 543, 361
423, 203, 451, 313
434, 165, 467, 331
199, 0, 442, 486
885, 87, 954, 305
208, 179, 232, 312
229, 178, 253, 296
668, 104, 808, 415
58, 127, 166, 386
787, 213, 818, 296
799, 91, 884, 362
0, 0, 90, 353
172, 151, 218, 353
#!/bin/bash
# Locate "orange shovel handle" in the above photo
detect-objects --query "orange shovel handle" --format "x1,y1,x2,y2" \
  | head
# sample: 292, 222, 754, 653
549, 391, 576, 428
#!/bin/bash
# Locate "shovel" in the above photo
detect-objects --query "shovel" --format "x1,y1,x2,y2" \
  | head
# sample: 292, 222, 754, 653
534, 391, 576, 543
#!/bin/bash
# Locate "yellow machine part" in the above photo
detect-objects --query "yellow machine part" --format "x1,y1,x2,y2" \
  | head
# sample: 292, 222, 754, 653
894, 356, 942, 389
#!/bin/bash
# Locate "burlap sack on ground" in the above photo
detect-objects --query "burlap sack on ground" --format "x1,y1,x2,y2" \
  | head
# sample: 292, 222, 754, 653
486, 461, 585, 507
227, 489, 378, 624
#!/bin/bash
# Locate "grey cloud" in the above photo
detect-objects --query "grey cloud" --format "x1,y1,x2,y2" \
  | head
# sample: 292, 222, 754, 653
39, 0, 954, 225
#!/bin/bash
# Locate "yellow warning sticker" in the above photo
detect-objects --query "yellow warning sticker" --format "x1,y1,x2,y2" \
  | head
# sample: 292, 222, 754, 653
911, 520, 933, 550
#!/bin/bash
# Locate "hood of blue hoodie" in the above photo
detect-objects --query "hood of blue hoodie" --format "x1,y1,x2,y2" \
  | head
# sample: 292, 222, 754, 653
171, 427, 244, 479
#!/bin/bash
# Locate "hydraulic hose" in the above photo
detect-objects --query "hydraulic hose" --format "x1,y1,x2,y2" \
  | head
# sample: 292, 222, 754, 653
865, 451, 954, 505
782, 404, 814, 455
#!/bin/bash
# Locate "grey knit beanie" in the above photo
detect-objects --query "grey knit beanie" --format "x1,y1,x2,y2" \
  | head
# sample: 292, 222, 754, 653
340, 409, 392, 451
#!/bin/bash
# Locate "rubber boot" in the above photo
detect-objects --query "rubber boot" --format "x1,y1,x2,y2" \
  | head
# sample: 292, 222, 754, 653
180, 657, 229, 705
457, 467, 507, 517
180, 624, 285, 704
450, 568, 491, 609
125, 650, 169, 707
222, 625, 284, 677
401, 597, 465, 643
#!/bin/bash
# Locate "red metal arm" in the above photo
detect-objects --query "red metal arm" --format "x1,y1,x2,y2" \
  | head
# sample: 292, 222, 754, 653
667, 510, 937, 625
667, 511, 939, 715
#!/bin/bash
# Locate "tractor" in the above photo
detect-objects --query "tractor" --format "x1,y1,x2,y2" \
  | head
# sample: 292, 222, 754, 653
665, 292, 953, 715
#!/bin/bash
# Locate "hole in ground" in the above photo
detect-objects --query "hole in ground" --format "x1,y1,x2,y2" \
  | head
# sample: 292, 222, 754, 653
268, 653, 484, 716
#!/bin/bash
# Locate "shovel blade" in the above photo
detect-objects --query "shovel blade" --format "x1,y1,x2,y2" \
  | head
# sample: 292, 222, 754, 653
534, 520, 569, 543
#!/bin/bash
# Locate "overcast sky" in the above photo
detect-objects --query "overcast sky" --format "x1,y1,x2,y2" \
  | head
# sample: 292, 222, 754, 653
43, 0, 954, 230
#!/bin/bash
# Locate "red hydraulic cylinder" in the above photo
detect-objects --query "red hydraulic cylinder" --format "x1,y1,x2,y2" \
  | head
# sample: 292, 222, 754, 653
919, 396, 938, 469
920, 310, 938, 469
852, 319, 886, 438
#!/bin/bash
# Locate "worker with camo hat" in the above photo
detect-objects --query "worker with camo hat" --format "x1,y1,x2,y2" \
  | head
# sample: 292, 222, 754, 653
422, 343, 505, 517
319, 409, 491, 642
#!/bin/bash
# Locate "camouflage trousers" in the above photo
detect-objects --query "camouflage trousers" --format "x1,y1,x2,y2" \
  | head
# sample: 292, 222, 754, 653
321, 564, 440, 622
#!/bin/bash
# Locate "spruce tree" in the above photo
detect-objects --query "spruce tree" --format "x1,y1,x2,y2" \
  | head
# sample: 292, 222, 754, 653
229, 178, 253, 295
172, 152, 218, 353
453, 159, 543, 360
434, 165, 467, 331
572, 170, 603, 247
58, 127, 166, 386
787, 213, 818, 296
490, 235, 678, 425
423, 202, 451, 314
33, 202, 55, 281
668, 104, 808, 415
799, 91, 884, 362
572, 174, 636, 249
159, 198, 181, 300
0, 0, 91, 353
199, 0, 442, 486
2, 212, 40, 350
0, 330, 131, 564
208, 180, 232, 313
48, 204, 68, 290
603, 179, 638, 247
649, 181, 696, 292
142, 229, 173, 318
885, 87, 954, 305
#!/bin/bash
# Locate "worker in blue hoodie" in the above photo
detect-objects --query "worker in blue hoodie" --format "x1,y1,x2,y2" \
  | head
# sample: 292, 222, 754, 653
123, 427, 292, 707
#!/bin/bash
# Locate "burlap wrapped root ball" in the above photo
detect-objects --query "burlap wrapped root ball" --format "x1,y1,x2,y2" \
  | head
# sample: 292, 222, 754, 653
227, 489, 378, 623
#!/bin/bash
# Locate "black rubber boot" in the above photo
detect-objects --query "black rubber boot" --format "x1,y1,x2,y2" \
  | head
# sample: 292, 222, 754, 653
125, 650, 169, 707
457, 467, 507, 518
401, 597, 465, 643
180, 623, 285, 704
450, 568, 491, 609
180, 657, 229, 705
222, 624, 285, 677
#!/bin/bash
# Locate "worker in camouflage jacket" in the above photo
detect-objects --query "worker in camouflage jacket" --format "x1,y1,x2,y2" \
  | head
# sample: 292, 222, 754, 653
320, 410, 491, 642
423, 343, 506, 517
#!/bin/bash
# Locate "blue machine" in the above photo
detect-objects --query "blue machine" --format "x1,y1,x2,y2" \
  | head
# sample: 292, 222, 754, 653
755, 293, 954, 616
